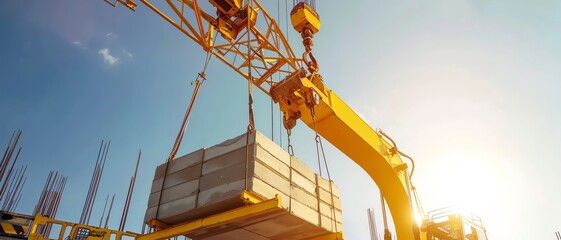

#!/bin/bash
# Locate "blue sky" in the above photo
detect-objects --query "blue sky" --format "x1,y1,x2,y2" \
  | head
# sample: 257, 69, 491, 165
1, 0, 561, 239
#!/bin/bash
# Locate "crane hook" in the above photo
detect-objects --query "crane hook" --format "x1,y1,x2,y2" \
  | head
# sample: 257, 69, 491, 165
301, 27, 319, 74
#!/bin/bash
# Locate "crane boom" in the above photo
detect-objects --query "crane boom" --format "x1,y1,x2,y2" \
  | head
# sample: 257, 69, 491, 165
272, 71, 416, 240
104, 0, 417, 239
114, 0, 305, 93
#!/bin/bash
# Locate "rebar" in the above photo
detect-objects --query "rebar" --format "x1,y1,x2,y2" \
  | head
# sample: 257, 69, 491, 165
0, 130, 23, 203
33, 171, 68, 237
80, 140, 111, 225
119, 149, 141, 231
99, 195, 110, 227
0, 147, 21, 199
104, 194, 116, 229
81, 141, 104, 224
0, 130, 22, 182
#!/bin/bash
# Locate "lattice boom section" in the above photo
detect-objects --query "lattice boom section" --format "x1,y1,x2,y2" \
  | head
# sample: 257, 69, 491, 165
133, 0, 305, 93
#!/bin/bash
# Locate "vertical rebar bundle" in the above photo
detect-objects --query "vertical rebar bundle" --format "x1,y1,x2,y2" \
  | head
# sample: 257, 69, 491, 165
119, 149, 142, 231
79, 140, 110, 225
33, 171, 68, 237
0, 130, 23, 199
0, 130, 28, 213
0, 165, 28, 212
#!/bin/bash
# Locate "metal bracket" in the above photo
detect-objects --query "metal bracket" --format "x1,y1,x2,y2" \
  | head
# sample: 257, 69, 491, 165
148, 219, 170, 231
240, 190, 266, 205
270, 68, 326, 130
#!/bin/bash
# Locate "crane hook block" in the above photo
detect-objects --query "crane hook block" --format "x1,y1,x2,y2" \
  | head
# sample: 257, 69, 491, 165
290, 2, 320, 34
270, 68, 326, 131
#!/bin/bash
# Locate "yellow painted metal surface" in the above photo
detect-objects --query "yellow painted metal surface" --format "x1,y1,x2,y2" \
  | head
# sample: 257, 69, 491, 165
290, 3, 320, 34
271, 74, 415, 239
308, 83, 414, 240
209, 0, 243, 17
29, 214, 137, 240
0, 212, 32, 237
0, 223, 15, 234
241, 189, 267, 204
128, 0, 304, 92
137, 195, 283, 240
142, 191, 343, 240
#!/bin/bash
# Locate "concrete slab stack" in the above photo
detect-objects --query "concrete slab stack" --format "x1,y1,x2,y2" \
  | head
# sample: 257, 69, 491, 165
144, 131, 343, 239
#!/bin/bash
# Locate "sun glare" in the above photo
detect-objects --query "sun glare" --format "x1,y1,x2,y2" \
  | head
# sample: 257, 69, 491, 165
426, 152, 503, 215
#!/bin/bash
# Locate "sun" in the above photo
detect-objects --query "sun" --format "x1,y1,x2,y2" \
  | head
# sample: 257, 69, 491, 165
422, 152, 503, 216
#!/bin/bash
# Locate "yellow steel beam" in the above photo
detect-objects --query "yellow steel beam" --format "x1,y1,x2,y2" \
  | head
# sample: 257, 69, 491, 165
164, 0, 202, 41
191, 0, 205, 43
138, 0, 199, 43
136, 195, 282, 240
256, 58, 287, 85
287, 77, 415, 240
241, 190, 267, 204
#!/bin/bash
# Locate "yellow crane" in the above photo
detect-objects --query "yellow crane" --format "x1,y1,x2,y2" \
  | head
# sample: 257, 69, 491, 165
103, 0, 418, 237
0, 1, 487, 240
96, 0, 488, 239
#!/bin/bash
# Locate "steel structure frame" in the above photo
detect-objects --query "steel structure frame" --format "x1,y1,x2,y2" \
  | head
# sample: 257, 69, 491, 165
107, 0, 304, 94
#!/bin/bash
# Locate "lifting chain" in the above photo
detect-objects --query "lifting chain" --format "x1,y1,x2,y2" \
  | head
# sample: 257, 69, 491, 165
310, 107, 323, 177
310, 106, 339, 233
286, 128, 294, 156
247, 93, 255, 133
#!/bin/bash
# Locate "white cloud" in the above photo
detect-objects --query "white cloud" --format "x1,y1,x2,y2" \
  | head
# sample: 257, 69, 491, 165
123, 49, 133, 58
105, 32, 113, 37
71, 40, 87, 49
98, 48, 119, 65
